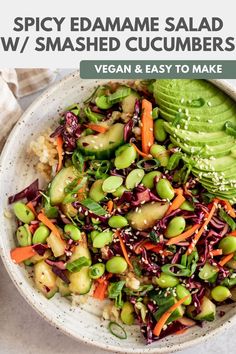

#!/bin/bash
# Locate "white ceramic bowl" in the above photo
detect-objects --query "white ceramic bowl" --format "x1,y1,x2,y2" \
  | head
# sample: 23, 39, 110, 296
1, 72, 236, 353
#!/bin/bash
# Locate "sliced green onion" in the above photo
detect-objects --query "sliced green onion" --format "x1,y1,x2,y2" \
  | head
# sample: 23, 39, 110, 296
108, 86, 131, 104
72, 150, 84, 171
161, 263, 191, 277
219, 208, 236, 230
84, 107, 105, 123
136, 158, 160, 171
108, 321, 127, 340
80, 198, 107, 216
65, 103, 80, 116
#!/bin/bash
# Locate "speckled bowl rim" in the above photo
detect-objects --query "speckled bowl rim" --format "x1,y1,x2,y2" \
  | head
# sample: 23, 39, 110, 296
0, 73, 236, 354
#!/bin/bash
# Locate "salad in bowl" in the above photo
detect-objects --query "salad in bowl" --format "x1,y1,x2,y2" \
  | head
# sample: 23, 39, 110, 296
7, 79, 236, 344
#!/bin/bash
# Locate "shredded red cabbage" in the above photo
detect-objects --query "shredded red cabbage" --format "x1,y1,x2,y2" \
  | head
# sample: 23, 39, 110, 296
8, 179, 39, 204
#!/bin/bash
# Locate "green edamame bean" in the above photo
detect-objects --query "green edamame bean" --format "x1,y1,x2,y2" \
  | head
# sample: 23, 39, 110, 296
13, 202, 35, 224
142, 171, 161, 189
156, 179, 175, 200
106, 256, 128, 274
102, 176, 123, 193
165, 217, 186, 238
93, 231, 113, 248
154, 119, 167, 142
16, 225, 32, 247
211, 285, 231, 302
90, 230, 100, 242
180, 200, 195, 211
125, 168, 145, 190
112, 185, 127, 197
89, 179, 106, 202
176, 284, 192, 305
64, 224, 81, 241
32, 225, 50, 244
89, 263, 105, 279
155, 273, 179, 288
95, 95, 113, 109
121, 302, 135, 325
108, 215, 128, 228
150, 144, 169, 167
219, 236, 236, 255
114, 144, 137, 170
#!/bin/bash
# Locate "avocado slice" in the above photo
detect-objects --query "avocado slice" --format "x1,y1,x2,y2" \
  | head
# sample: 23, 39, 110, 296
153, 79, 236, 201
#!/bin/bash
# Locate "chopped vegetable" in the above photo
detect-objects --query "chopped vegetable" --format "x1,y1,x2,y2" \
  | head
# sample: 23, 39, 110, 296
153, 295, 190, 337
141, 99, 154, 154
56, 135, 64, 172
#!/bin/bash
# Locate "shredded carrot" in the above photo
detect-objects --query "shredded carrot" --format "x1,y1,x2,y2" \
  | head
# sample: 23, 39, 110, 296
141, 99, 154, 154
219, 253, 234, 267
228, 231, 236, 236
107, 200, 114, 214
93, 280, 108, 300
143, 242, 161, 251
131, 143, 152, 159
153, 295, 190, 337
26, 201, 37, 216
151, 248, 173, 256
56, 135, 64, 172
210, 249, 223, 257
220, 200, 236, 218
134, 239, 148, 254
116, 231, 133, 269
166, 190, 185, 216
10, 246, 36, 264
38, 213, 61, 239
166, 224, 201, 246
85, 123, 108, 134
186, 199, 218, 255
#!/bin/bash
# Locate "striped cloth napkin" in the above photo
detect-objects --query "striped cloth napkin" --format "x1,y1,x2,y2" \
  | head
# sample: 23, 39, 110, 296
0, 69, 56, 150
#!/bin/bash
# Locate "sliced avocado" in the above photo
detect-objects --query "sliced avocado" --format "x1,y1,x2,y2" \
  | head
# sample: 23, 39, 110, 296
187, 296, 216, 322
77, 123, 124, 159
126, 202, 169, 230
153, 79, 236, 201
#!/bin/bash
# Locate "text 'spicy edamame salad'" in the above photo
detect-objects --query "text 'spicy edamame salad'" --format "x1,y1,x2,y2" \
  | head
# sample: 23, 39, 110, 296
8, 80, 236, 343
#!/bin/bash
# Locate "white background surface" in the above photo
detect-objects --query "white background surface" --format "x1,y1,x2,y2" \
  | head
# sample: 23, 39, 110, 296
1, 69, 236, 354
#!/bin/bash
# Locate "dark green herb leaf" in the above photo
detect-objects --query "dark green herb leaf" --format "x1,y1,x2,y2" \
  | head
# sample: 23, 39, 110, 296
66, 256, 91, 272
80, 198, 107, 216
149, 231, 159, 244
132, 258, 142, 277
40, 191, 58, 219
72, 150, 84, 172
108, 281, 125, 308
